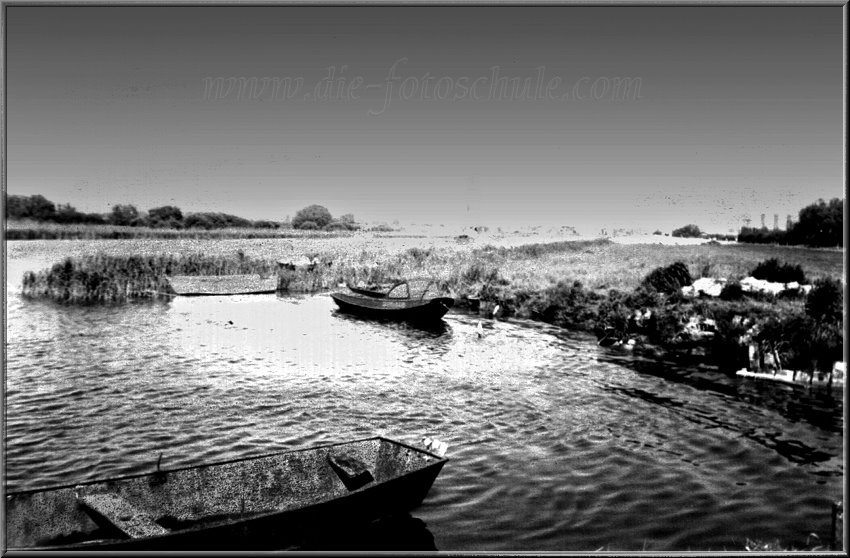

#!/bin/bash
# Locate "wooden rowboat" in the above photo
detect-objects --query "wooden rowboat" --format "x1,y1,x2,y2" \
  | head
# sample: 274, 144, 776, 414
167, 274, 278, 296
4, 436, 448, 551
331, 279, 454, 323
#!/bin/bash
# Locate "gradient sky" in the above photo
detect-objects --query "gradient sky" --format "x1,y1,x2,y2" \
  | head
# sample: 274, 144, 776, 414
5, 6, 845, 233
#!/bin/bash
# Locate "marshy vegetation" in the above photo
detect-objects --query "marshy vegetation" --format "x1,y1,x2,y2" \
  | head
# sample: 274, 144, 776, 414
19, 236, 843, 375
21, 253, 277, 304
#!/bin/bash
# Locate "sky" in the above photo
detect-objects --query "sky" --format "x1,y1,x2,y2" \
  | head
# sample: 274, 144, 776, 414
4, 6, 845, 234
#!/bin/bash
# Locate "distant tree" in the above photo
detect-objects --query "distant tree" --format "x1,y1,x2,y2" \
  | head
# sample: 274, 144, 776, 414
323, 221, 351, 231
110, 204, 140, 226
184, 213, 212, 229
6, 194, 57, 221
83, 212, 107, 225
6, 195, 30, 219
148, 205, 183, 227
28, 195, 57, 220
323, 213, 359, 231
54, 203, 88, 224
671, 224, 701, 238
737, 226, 788, 245
183, 212, 252, 229
788, 198, 843, 247
252, 220, 279, 229
298, 220, 319, 230
292, 205, 332, 229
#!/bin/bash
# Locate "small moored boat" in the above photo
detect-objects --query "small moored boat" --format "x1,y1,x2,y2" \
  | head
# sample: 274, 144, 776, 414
167, 274, 278, 296
4, 436, 448, 550
331, 279, 454, 322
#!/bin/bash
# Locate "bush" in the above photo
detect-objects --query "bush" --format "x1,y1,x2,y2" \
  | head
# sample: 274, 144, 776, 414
323, 221, 351, 231
805, 278, 843, 323
672, 224, 701, 238
536, 280, 600, 330
641, 262, 692, 294
109, 204, 140, 226
298, 220, 319, 230
750, 258, 807, 284
719, 282, 744, 301
292, 205, 333, 229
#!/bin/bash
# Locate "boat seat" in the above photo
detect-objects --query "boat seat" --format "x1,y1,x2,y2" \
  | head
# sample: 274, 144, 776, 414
327, 452, 374, 491
77, 492, 169, 539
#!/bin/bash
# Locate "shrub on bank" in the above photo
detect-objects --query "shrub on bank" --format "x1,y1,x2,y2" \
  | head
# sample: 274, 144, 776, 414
751, 258, 807, 284
672, 224, 702, 238
641, 262, 692, 294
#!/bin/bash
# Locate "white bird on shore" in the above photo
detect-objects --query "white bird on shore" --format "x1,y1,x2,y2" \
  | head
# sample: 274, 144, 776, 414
476, 320, 484, 338
492, 304, 501, 320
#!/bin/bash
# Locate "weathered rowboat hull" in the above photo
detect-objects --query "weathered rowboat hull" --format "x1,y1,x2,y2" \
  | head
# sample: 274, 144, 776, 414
331, 293, 454, 322
5, 437, 447, 551
168, 275, 278, 296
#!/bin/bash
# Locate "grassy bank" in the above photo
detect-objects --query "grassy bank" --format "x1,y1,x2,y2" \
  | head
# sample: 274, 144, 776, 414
19, 237, 844, 373
5, 220, 361, 240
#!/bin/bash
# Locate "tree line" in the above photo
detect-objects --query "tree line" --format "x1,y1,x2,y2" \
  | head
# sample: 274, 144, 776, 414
5, 195, 360, 232
737, 198, 843, 248
671, 198, 843, 248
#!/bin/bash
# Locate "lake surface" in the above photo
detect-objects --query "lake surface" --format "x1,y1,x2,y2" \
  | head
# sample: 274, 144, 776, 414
4, 241, 844, 551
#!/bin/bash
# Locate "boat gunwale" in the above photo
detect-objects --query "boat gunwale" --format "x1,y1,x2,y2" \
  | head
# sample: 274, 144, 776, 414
330, 292, 453, 307
7, 436, 448, 550
5, 435, 447, 497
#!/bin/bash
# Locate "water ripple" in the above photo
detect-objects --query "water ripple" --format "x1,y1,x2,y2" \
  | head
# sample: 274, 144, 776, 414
4, 269, 844, 551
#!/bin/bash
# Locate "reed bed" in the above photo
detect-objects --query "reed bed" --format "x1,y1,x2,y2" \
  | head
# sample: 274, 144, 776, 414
21, 253, 277, 304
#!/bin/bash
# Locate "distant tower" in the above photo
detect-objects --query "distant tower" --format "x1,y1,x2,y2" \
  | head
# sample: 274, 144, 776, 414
786, 214, 793, 230
773, 214, 779, 231
760, 213, 766, 229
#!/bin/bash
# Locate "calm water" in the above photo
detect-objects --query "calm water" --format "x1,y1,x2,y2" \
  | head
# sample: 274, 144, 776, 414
4, 242, 844, 551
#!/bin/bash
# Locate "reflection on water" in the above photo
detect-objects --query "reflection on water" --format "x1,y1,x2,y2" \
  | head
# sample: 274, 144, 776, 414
5, 276, 844, 551
332, 309, 453, 338
295, 512, 437, 551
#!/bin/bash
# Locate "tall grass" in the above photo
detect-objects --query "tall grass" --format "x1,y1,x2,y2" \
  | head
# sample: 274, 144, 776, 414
5, 220, 356, 241
22, 253, 277, 304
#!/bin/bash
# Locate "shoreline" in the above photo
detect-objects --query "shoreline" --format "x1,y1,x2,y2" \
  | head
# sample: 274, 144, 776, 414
14, 234, 844, 383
